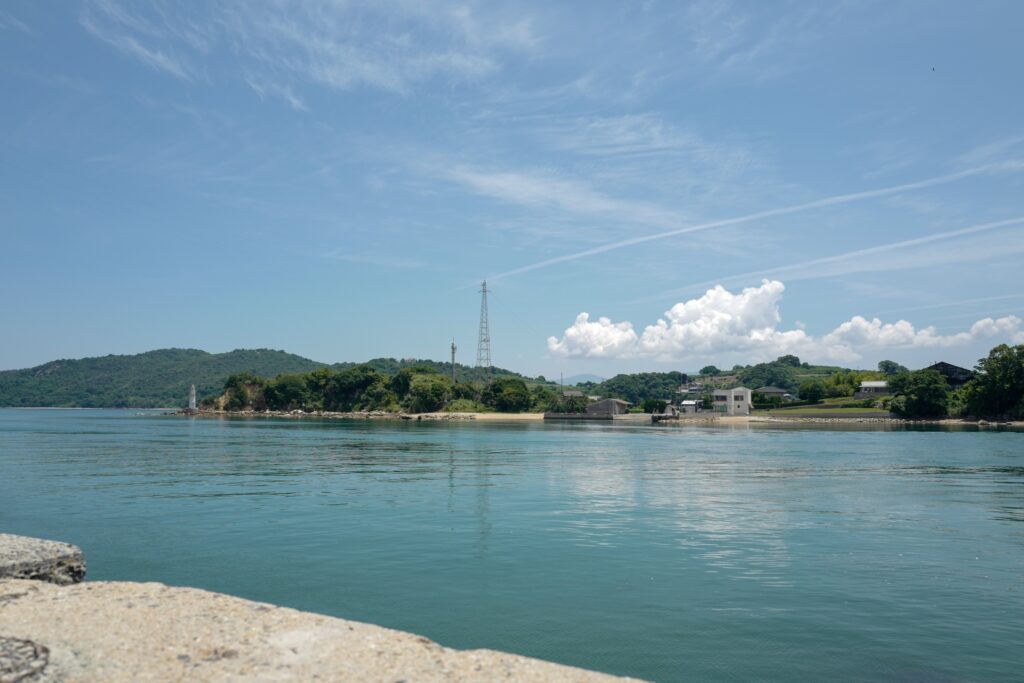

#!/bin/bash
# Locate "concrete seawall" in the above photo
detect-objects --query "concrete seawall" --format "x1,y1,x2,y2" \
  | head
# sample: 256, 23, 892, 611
0, 534, 641, 682
0, 533, 85, 585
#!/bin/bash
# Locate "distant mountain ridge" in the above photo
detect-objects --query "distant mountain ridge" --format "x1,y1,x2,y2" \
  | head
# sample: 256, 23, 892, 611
561, 374, 605, 386
0, 348, 534, 408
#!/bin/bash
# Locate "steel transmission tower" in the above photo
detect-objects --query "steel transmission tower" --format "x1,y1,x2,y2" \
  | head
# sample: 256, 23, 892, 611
475, 280, 492, 380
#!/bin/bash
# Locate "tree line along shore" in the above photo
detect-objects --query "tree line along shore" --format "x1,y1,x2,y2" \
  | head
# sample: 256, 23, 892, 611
197, 343, 1024, 422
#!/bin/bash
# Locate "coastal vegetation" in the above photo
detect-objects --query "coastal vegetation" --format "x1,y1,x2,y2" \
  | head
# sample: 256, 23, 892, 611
209, 366, 568, 414
3, 344, 1022, 420
0, 348, 540, 409
887, 369, 950, 418
0, 348, 325, 408
574, 371, 689, 405
780, 345, 1024, 421
962, 344, 1024, 419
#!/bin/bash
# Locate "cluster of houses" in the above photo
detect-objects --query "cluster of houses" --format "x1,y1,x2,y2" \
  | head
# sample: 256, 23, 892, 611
551, 361, 975, 419
853, 361, 975, 398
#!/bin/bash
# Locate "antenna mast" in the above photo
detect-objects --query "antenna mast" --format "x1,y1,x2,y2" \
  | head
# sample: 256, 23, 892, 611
476, 280, 493, 381
451, 339, 457, 384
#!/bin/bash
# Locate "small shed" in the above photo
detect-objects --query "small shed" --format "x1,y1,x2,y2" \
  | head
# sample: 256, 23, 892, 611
585, 398, 631, 416
561, 389, 584, 398
855, 380, 889, 398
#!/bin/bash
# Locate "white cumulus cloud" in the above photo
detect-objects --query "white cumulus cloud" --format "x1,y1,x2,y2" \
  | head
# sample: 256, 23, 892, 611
547, 280, 1023, 362
546, 313, 639, 358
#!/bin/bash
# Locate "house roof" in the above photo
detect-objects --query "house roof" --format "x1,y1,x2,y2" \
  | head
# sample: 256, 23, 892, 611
561, 389, 584, 397
925, 361, 974, 380
756, 386, 787, 393
597, 398, 630, 405
680, 400, 698, 405
860, 380, 888, 388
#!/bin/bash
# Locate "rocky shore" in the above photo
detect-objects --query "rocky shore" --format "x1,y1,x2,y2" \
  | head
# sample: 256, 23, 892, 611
169, 409, 1021, 428
176, 409, 545, 422
0, 534, 635, 682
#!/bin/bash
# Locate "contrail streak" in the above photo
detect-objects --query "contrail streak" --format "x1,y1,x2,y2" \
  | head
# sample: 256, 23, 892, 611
668, 215, 1024, 296
488, 160, 1024, 281
872, 293, 1024, 316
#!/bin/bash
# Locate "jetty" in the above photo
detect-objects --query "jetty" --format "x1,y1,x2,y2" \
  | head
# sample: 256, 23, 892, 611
0, 533, 641, 682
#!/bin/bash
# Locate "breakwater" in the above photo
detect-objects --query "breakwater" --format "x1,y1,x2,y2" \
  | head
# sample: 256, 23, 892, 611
0, 534, 637, 682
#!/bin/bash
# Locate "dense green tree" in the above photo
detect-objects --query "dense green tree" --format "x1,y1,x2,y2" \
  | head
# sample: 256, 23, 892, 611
357, 380, 398, 412
741, 364, 800, 392
405, 374, 453, 413
700, 365, 720, 376
777, 354, 801, 367
641, 398, 668, 413
798, 379, 826, 403
334, 357, 530, 386
225, 385, 250, 411
303, 367, 336, 409
389, 366, 441, 399
452, 381, 480, 401
550, 395, 589, 414
481, 377, 532, 413
529, 385, 560, 412
223, 371, 265, 410
263, 374, 310, 411
888, 369, 950, 418
445, 398, 486, 412
597, 371, 687, 404
324, 366, 386, 411
964, 344, 1024, 419
878, 360, 909, 376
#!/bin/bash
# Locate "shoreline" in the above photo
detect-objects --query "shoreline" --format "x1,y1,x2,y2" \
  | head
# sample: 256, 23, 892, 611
162, 409, 1023, 428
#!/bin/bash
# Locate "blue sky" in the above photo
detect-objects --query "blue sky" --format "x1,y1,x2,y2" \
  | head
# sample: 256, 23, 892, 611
2, 0, 1023, 377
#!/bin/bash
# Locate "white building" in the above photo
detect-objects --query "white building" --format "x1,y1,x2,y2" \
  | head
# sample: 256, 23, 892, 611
678, 399, 700, 414
713, 387, 753, 416
855, 380, 889, 398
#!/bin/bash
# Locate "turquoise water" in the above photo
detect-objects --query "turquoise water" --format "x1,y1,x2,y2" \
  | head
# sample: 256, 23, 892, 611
1, 409, 1022, 681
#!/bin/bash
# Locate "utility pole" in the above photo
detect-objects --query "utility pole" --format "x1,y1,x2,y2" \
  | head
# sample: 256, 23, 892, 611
476, 280, 492, 382
451, 339, 457, 384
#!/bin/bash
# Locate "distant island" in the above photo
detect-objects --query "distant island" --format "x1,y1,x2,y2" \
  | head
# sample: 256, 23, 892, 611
0, 348, 535, 409
1, 345, 1021, 422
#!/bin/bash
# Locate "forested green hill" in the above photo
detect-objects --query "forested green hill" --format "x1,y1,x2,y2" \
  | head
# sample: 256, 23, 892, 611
0, 349, 327, 408
332, 357, 532, 385
0, 348, 539, 408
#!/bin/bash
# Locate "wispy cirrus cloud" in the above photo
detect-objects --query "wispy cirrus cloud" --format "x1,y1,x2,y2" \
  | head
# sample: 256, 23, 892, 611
80, 0, 195, 80
447, 165, 688, 229
80, 0, 541, 105
0, 9, 32, 34
682, 0, 847, 82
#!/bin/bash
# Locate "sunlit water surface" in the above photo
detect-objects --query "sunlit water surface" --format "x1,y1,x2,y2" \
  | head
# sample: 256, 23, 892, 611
1, 409, 1022, 681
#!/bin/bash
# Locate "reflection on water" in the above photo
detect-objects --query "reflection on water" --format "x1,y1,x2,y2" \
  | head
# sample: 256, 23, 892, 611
1, 410, 1023, 683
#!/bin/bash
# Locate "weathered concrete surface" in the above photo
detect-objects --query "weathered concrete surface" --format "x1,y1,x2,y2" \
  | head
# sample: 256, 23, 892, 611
0, 534, 85, 585
0, 580, 641, 682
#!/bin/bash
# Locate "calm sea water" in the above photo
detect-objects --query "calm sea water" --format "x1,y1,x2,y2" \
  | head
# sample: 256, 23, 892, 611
1, 409, 1022, 681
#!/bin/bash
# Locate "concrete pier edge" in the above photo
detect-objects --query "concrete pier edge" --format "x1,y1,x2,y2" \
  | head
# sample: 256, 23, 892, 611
0, 534, 640, 682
